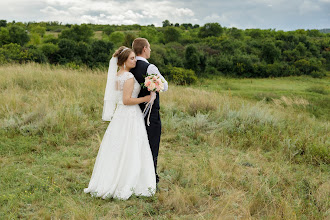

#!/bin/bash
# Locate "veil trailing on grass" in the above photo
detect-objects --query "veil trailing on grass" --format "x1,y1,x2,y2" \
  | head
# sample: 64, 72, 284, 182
102, 57, 119, 121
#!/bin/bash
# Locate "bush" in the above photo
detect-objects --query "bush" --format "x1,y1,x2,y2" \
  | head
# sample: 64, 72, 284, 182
166, 66, 197, 85
294, 58, 321, 75
310, 71, 326, 78
58, 39, 77, 64
184, 45, 200, 74
8, 25, 29, 46
108, 31, 125, 46
0, 43, 29, 63
27, 47, 47, 63
40, 43, 59, 63
123, 32, 136, 47
232, 54, 260, 77
87, 40, 113, 68
206, 54, 233, 75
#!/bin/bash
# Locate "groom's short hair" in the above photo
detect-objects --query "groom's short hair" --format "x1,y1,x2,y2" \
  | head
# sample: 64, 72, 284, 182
132, 38, 149, 56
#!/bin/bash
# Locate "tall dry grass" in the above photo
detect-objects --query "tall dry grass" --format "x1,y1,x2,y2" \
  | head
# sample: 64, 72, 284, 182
0, 63, 329, 219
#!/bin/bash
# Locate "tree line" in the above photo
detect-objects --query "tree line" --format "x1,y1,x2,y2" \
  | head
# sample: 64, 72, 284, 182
0, 19, 329, 84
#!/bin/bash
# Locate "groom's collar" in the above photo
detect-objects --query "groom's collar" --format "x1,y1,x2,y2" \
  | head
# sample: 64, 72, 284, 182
136, 56, 149, 63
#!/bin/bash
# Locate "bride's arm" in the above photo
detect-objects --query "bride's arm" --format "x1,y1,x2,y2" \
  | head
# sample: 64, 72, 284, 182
123, 78, 151, 105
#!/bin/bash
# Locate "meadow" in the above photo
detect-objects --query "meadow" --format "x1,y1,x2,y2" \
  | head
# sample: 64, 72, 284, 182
0, 63, 329, 219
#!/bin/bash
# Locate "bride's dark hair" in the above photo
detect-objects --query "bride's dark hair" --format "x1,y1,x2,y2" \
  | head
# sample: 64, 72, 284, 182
113, 46, 134, 66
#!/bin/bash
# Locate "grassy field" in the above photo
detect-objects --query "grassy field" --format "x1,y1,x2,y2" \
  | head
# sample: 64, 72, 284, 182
0, 63, 329, 219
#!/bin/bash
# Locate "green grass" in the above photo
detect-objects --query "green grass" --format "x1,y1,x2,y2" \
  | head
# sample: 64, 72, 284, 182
195, 75, 330, 120
0, 63, 329, 219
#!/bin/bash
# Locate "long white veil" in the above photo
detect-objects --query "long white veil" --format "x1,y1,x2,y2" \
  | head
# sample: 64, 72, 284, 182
102, 57, 119, 121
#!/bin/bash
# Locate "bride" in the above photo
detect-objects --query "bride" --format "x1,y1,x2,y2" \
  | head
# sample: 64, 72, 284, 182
84, 46, 156, 200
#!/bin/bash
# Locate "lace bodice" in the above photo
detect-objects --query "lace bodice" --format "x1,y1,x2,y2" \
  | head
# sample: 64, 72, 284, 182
116, 72, 141, 103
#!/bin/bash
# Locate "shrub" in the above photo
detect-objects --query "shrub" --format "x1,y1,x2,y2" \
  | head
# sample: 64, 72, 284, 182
87, 40, 113, 68
40, 43, 59, 63
294, 58, 321, 75
27, 47, 47, 63
184, 45, 200, 74
108, 31, 125, 46
123, 32, 136, 47
0, 43, 29, 63
166, 66, 197, 85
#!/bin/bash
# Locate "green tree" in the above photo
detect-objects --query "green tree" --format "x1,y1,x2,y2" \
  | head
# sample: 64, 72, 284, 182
58, 39, 78, 64
0, 27, 10, 46
139, 27, 159, 43
87, 40, 113, 68
246, 29, 264, 38
103, 26, 115, 35
198, 23, 223, 38
8, 25, 29, 46
27, 46, 47, 63
181, 23, 193, 30
109, 31, 125, 46
184, 45, 200, 74
0, 20, 7, 27
193, 24, 200, 29
229, 27, 243, 39
162, 20, 171, 27
40, 43, 59, 63
59, 24, 94, 43
123, 32, 136, 47
294, 42, 307, 57
164, 27, 181, 43
261, 40, 281, 64
30, 25, 46, 37
29, 33, 41, 45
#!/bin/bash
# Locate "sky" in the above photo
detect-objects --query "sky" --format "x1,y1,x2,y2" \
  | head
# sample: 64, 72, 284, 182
0, 0, 329, 30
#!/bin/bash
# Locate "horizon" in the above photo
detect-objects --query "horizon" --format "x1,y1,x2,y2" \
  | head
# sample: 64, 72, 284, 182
2, 19, 330, 32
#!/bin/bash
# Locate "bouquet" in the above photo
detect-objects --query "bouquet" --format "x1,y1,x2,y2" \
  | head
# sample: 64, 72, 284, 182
144, 74, 165, 92
143, 74, 165, 126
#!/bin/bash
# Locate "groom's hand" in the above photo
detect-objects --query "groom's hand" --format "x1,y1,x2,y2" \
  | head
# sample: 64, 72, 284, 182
150, 92, 156, 103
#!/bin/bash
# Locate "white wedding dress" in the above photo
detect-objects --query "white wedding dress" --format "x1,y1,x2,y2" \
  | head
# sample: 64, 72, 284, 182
84, 71, 156, 200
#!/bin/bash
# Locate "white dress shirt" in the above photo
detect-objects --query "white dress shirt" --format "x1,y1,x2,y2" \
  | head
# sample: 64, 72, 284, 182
136, 56, 168, 92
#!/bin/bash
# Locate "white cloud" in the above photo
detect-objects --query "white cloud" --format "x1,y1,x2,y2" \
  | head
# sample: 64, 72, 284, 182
0, 0, 328, 29
37, 0, 196, 25
299, 0, 321, 14
175, 8, 194, 17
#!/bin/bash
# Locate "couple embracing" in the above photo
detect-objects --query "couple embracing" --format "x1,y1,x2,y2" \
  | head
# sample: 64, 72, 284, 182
84, 38, 168, 200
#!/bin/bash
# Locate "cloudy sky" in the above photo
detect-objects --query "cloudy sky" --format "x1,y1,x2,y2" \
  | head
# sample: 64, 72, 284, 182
0, 0, 329, 30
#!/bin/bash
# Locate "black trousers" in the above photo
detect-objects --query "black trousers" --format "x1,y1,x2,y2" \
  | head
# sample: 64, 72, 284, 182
144, 108, 161, 184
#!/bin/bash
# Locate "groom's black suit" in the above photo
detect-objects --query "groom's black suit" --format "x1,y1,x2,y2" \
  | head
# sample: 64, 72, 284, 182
130, 60, 161, 184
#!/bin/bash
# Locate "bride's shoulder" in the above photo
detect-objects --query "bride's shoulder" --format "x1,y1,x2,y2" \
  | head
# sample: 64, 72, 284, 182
122, 71, 134, 80
125, 71, 134, 77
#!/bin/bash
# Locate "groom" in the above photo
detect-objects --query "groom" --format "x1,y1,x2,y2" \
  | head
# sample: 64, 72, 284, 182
130, 38, 168, 184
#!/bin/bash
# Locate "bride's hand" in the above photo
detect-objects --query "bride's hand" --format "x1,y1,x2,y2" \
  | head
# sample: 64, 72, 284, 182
144, 92, 156, 103
144, 95, 152, 103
